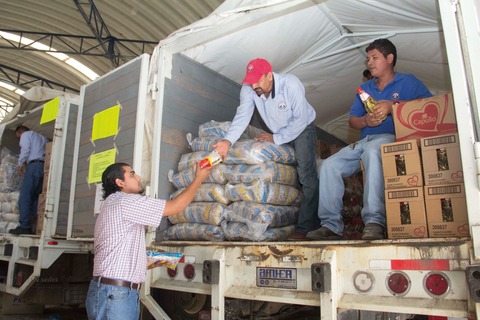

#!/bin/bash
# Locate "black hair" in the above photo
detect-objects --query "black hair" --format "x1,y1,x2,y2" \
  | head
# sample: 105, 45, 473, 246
363, 69, 372, 79
366, 38, 397, 67
15, 125, 30, 134
102, 162, 129, 199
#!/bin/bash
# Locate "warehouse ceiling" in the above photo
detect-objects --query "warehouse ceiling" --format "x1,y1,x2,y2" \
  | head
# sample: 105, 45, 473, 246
0, 0, 223, 117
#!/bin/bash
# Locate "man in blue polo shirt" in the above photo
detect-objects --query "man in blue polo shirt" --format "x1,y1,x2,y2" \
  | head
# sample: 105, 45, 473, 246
9, 126, 49, 235
307, 39, 432, 241
214, 58, 319, 240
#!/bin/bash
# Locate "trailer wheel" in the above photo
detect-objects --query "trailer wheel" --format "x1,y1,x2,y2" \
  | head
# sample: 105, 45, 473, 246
174, 292, 207, 315
151, 288, 209, 320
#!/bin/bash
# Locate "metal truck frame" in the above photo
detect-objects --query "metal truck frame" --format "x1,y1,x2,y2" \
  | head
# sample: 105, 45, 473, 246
138, 1, 480, 319
10, 0, 474, 318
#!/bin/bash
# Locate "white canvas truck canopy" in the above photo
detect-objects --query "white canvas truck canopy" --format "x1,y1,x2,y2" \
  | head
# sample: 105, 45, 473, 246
157, 0, 450, 144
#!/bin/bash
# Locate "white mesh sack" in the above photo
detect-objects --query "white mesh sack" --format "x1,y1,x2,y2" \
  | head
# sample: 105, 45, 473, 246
225, 162, 298, 186
168, 202, 226, 225
171, 183, 230, 205
225, 181, 303, 206
162, 223, 224, 241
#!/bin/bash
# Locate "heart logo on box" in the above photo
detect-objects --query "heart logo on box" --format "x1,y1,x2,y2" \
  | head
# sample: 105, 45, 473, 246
407, 103, 440, 131
395, 95, 457, 134
451, 171, 463, 181
457, 223, 469, 235
414, 226, 426, 236
407, 175, 419, 185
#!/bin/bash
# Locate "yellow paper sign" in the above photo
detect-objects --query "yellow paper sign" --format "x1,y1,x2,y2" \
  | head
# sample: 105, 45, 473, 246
88, 148, 117, 184
92, 105, 120, 141
40, 97, 60, 124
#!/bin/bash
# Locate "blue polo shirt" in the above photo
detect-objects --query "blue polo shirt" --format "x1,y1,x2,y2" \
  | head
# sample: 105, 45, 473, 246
224, 72, 316, 145
351, 72, 432, 139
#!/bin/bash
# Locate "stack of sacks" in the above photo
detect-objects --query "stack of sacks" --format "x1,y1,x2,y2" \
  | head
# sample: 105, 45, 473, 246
162, 121, 302, 241
165, 154, 229, 241
0, 148, 21, 233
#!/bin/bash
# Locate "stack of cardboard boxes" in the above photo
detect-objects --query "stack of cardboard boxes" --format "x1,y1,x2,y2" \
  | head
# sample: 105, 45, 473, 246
421, 133, 468, 237
381, 93, 469, 239
36, 142, 52, 235
381, 139, 426, 238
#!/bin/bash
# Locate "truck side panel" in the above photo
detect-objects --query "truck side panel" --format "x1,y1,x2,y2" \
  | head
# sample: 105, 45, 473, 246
54, 101, 78, 236
70, 55, 149, 238
152, 53, 240, 240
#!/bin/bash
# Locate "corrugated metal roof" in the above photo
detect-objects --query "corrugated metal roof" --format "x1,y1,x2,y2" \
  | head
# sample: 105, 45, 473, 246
0, 0, 223, 106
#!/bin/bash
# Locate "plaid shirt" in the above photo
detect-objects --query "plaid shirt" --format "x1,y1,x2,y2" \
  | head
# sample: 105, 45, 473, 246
92, 192, 166, 283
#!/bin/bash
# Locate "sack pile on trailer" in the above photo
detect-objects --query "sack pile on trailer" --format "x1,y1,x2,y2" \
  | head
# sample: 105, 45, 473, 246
0, 148, 21, 233
163, 121, 302, 241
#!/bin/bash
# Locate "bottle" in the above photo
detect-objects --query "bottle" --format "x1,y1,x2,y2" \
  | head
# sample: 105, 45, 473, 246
395, 154, 407, 176
356, 87, 386, 120
199, 150, 222, 168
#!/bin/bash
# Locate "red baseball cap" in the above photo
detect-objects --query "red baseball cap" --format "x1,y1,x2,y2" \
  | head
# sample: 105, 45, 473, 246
242, 58, 272, 84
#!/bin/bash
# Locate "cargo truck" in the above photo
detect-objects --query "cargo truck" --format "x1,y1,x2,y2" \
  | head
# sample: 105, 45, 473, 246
142, 0, 480, 320
0, 92, 93, 313
62, 0, 480, 319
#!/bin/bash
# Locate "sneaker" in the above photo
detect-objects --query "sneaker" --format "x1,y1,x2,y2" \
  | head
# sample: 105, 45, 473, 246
306, 227, 342, 240
362, 223, 385, 240
9, 227, 33, 235
286, 231, 308, 241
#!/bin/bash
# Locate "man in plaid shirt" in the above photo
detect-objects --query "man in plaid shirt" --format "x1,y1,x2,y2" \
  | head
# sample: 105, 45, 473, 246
86, 162, 212, 320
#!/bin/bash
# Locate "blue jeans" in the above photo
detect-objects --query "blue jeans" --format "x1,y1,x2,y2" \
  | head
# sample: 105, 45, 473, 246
290, 122, 320, 234
318, 134, 395, 235
18, 161, 44, 229
86, 280, 140, 320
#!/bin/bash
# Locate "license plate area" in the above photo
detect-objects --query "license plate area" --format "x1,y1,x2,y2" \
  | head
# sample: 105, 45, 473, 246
256, 267, 297, 289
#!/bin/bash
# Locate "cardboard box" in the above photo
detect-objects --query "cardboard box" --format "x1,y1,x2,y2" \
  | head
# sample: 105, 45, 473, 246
41, 142, 52, 194
43, 141, 52, 173
421, 133, 463, 185
392, 93, 457, 142
36, 193, 47, 235
316, 140, 330, 159
41, 170, 50, 194
330, 144, 343, 156
381, 140, 423, 189
385, 187, 428, 239
36, 212, 45, 235
424, 184, 469, 237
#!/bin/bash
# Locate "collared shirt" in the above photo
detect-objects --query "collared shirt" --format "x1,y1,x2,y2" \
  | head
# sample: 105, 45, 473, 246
92, 192, 166, 284
350, 72, 432, 139
224, 72, 316, 145
18, 131, 49, 166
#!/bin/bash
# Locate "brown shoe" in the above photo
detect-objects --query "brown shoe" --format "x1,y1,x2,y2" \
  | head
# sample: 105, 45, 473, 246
286, 231, 308, 241
362, 223, 385, 240
306, 227, 342, 240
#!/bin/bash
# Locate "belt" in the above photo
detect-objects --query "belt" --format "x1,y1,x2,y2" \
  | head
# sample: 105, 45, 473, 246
28, 159, 44, 165
92, 276, 140, 290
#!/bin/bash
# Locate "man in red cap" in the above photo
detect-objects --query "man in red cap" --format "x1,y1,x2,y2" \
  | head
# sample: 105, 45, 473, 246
214, 58, 319, 240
